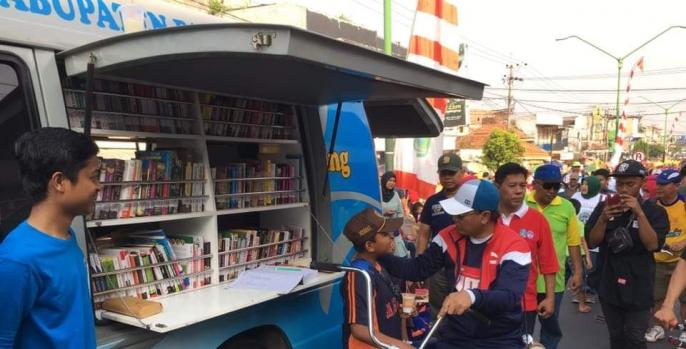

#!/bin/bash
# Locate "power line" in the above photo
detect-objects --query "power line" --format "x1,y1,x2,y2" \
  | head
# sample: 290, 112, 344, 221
485, 95, 686, 106
523, 66, 686, 81
520, 65, 581, 104
513, 100, 686, 117
514, 100, 588, 115
469, 48, 512, 65
486, 86, 686, 93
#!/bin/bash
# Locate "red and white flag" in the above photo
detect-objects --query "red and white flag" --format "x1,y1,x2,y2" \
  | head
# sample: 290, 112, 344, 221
610, 56, 644, 166
393, 0, 462, 200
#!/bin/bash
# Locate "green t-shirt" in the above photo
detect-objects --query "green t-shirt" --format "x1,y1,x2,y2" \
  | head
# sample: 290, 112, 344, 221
526, 192, 581, 293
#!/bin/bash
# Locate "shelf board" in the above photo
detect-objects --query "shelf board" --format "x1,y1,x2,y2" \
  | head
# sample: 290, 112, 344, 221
218, 238, 308, 256
100, 179, 206, 186
67, 107, 196, 121
213, 176, 300, 183
201, 118, 293, 129
91, 253, 213, 277
198, 103, 285, 115
87, 211, 215, 228
204, 135, 298, 144
64, 88, 195, 105
95, 195, 207, 204
99, 272, 343, 333
215, 202, 308, 216
219, 250, 307, 270
92, 270, 213, 297
214, 190, 301, 198
72, 128, 200, 140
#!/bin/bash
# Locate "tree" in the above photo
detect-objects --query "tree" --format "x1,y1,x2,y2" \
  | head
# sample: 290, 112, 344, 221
482, 129, 525, 171
632, 140, 664, 160
208, 0, 229, 16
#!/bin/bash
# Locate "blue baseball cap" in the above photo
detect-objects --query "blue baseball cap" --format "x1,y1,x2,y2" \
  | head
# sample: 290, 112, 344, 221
657, 169, 682, 185
534, 164, 562, 183
439, 179, 499, 215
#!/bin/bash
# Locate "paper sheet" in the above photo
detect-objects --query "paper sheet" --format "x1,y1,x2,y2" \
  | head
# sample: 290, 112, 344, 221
225, 266, 318, 294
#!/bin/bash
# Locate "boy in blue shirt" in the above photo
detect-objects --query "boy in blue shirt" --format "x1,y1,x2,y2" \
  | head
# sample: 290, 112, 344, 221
0, 128, 100, 349
341, 207, 414, 349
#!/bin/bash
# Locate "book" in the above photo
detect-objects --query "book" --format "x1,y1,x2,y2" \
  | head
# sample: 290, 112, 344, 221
218, 226, 306, 282
90, 229, 211, 305
63, 78, 195, 135
89, 152, 205, 221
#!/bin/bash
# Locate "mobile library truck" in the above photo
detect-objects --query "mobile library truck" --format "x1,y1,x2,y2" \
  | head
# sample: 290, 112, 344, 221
0, 2, 484, 348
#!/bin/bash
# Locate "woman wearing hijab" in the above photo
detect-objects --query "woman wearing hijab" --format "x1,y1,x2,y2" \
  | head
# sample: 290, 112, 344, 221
570, 176, 605, 312
380, 172, 411, 258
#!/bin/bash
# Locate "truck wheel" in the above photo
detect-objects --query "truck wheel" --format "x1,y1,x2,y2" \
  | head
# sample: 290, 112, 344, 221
218, 338, 268, 349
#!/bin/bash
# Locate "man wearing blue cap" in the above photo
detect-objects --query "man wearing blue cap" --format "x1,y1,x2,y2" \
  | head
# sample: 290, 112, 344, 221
380, 179, 531, 348
586, 160, 669, 349
525, 164, 583, 349
645, 169, 686, 342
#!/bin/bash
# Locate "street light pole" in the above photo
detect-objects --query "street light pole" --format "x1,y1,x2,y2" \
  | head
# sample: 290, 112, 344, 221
637, 96, 686, 162
383, 0, 394, 171
556, 26, 686, 159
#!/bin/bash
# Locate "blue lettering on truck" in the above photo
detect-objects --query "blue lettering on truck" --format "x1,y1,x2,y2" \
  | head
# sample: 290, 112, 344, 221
1, 0, 188, 30
323, 102, 382, 264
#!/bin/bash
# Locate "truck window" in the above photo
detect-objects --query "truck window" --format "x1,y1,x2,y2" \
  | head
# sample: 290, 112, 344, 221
0, 58, 38, 241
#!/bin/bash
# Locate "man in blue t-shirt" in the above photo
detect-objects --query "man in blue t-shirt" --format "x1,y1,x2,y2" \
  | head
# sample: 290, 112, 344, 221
417, 153, 465, 317
0, 128, 100, 349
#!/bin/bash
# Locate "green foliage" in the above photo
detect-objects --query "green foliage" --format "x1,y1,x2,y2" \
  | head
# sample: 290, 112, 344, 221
481, 129, 525, 171
337, 14, 352, 23
208, 0, 229, 16
632, 140, 665, 160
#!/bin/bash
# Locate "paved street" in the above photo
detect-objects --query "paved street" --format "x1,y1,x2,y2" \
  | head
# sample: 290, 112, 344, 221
547, 292, 675, 349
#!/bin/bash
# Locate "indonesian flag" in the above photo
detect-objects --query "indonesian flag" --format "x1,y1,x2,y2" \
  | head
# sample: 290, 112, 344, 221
393, 0, 462, 200
610, 56, 645, 167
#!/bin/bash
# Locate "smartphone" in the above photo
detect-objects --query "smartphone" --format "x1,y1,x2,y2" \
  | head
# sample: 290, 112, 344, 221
607, 193, 621, 207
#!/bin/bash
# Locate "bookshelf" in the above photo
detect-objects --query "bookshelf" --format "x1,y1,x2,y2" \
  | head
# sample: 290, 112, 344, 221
215, 202, 308, 217
72, 128, 200, 141
63, 77, 314, 328
203, 135, 299, 144
87, 211, 216, 228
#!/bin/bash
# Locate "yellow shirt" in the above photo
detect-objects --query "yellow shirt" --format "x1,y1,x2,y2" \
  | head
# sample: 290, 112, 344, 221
655, 196, 686, 263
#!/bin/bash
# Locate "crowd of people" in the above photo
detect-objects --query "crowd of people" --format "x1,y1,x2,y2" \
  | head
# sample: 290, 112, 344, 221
341, 154, 686, 349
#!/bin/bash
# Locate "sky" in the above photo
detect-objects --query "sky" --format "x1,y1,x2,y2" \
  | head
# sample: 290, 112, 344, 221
252, 0, 686, 136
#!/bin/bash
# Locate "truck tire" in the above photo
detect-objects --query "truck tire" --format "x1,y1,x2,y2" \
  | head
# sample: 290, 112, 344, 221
217, 325, 291, 349
218, 338, 268, 349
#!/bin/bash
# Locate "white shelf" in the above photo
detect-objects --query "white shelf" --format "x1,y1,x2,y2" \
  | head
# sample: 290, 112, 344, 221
213, 176, 300, 183
215, 190, 301, 198
215, 202, 308, 216
67, 107, 196, 121
64, 88, 195, 105
204, 135, 298, 144
99, 271, 343, 333
219, 249, 308, 270
92, 270, 213, 297
72, 128, 200, 140
87, 211, 215, 228
199, 103, 285, 115
201, 118, 292, 129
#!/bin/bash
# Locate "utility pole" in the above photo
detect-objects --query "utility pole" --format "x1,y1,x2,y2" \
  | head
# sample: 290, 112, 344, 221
504, 63, 524, 129
383, 0, 394, 171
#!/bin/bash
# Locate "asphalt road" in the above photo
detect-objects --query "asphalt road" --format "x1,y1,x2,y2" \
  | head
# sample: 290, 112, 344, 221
537, 292, 676, 349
